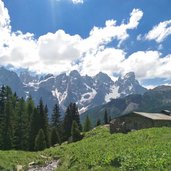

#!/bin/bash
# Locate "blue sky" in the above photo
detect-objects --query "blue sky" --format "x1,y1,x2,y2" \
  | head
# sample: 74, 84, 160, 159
1, 0, 171, 87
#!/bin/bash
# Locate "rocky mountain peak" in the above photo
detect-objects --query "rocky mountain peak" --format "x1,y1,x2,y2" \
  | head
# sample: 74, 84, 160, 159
69, 70, 81, 78
94, 72, 113, 83
19, 70, 39, 84
123, 72, 135, 80
115, 72, 147, 97
0, 68, 147, 115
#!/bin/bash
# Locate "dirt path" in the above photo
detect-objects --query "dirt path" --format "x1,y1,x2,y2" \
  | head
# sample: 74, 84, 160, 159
28, 160, 60, 171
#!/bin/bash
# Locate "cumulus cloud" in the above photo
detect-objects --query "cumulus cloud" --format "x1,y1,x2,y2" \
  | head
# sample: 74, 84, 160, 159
80, 48, 125, 76
121, 51, 161, 78
80, 49, 171, 80
2, 1, 171, 81
0, 0, 11, 52
0, 2, 144, 75
121, 51, 171, 79
72, 0, 84, 4
82, 8, 143, 50
145, 20, 171, 43
126, 9, 143, 29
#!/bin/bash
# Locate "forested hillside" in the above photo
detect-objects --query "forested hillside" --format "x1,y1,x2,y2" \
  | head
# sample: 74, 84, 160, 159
0, 86, 83, 151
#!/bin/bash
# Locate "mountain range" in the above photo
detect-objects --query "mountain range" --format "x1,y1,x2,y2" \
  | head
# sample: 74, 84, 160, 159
81, 85, 171, 125
0, 67, 147, 116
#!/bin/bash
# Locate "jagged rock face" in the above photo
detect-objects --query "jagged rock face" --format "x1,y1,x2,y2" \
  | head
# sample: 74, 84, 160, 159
0, 67, 25, 97
0, 67, 147, 115
20, 71, 39, 84
22, 70, 147, 114
115, 72, 147, 97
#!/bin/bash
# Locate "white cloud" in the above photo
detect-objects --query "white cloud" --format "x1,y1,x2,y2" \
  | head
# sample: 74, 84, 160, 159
1, 0, 171, 82
37, 30, 82, 73
121, 51, 161, 79
0, 0, 10, 29
121, 51, 171, 80
0, 2, 144, 75
126, 9, 143, 29
77, 8, 143, 76
82, 8, 143, 50
80, 48, 125, 76
145, 20, 171, 43
72, 0, 84, 4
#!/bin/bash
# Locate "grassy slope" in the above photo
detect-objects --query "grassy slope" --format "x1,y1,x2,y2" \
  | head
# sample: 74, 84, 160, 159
1, 126, 171, 170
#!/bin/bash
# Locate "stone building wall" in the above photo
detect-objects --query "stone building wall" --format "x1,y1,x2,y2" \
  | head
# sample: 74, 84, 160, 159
110, 113, 171, 133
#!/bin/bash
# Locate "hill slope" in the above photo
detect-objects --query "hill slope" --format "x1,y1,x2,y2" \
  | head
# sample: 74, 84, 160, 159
1, 126, 171, 170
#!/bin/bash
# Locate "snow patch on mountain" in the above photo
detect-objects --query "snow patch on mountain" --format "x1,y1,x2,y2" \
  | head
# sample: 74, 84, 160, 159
105, 86, 120, 102
0, 67, 147, 115
52, 89, 67, 105
80, 88, 97, 104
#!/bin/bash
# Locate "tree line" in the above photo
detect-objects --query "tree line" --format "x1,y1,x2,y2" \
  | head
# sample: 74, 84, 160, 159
0, 85, 111, 151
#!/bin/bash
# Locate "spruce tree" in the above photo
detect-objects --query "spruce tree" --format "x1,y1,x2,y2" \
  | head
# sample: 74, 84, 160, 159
63, 105, 73, 140
71, 103, 82, 131
34, 129, 46, 151
26, 96, 35, 123
29, 108, 40, 151
37, 100, 50, 147
71, 121, 82, 142
0, 86, 6, 148
51, 103, 61, 128
104, 109, 108, 124
63, 102, 82, 140
14, 98, 29, 150
96, 119, 101, 126
51, 128, 61, 146
51, 103, 64, 143
1, 87, 14, 150
83, 116, 91, 132
44, 105, 50, 147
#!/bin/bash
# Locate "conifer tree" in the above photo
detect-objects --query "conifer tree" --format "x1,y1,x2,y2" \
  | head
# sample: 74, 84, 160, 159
51, 103, 61, 129
63, 103, 82, 140
104, 109, 108, 124
63, 105, 73, 140
83, 116, 91, 132
0, 85, 6, 148
34, 129, 46, 151
71, 103, 82, 130
71, 121, 82, 142
1, 87, 14, 150
44, 105, 50, 147
51, 128, 61, 146
14, 98, 29, 150
96, 119, 101, 126
37, 100, 50, 147
51, 103, 63, 142
26, 96, 35, 123
29, 108, 40, 151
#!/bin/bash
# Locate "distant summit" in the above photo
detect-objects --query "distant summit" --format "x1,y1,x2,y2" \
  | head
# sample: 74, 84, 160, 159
0, 67, 147, 115
116, 72, 146, 97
